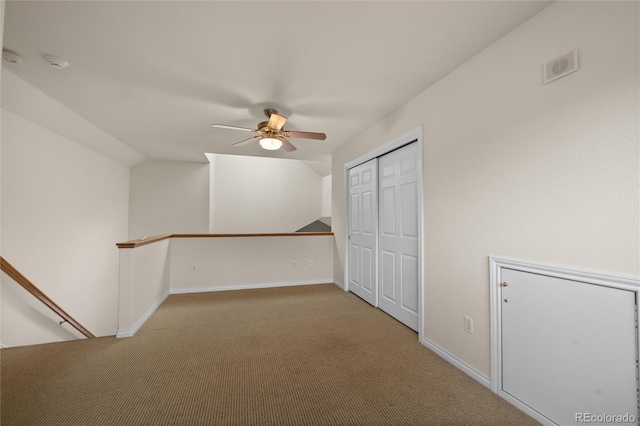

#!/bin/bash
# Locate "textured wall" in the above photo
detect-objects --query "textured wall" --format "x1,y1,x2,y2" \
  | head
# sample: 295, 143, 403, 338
1, 109, 130, 342
210, 154, 323, 233
322, 175, 332, 218
170, 236, 333, 292
129, 160, 210, 239
332, 1, 639, 376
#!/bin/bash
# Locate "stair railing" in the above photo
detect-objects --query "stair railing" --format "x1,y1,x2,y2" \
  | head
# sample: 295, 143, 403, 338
0, 256, 95, 339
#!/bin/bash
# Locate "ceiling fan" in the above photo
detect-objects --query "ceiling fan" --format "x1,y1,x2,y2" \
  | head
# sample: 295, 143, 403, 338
212, 109, 326, 152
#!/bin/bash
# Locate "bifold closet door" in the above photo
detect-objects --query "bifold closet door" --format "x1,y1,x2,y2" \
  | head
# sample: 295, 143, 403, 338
378, 143, 419, 331
347, 158, 378, 306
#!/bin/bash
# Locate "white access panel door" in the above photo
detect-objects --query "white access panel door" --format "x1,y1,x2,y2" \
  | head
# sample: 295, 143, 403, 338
348, 159, 378, 306
501, 268, 638, 426
378, 143, 419, 331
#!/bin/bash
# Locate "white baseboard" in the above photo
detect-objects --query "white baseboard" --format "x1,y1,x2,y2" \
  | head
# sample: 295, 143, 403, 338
116, 291, 170, 338
170, 279, 335, 295
333, 280, 345, 290
115, 280, 342, 337
421, 337, 491, 389
498, 391, 556, 425
117, 281, 335, 337
0, 344, 7, 349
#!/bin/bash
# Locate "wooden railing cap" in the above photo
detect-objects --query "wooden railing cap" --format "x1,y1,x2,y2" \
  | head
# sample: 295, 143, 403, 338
117, 232, 333, 249
116, 234, 173, 248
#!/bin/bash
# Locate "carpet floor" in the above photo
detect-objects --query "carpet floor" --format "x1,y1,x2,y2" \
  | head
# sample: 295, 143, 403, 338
1, 284, 538, 425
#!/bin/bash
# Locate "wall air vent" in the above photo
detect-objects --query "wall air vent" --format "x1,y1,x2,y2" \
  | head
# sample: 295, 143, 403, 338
543, 49, 579, 85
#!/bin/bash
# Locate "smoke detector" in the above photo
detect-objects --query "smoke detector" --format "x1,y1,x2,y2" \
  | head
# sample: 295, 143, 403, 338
44, 55, 69, 70
2, 49, 23, 64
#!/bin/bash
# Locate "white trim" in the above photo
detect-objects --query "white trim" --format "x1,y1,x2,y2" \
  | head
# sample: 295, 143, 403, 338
491, 256, 639, 293
344, 126, 423, 170
343, 125, 424, 340
416, 133, 425, 341
421, 338, 491, 389
489, 256, 503, 394
116, 290, 170, 338
333, 280, 346, 290
489, 256, 640, 422
346, 157, 380, 307
499, 392, 557, 426
116, 280, 344, 337
0, 344, 7, 349
169, 279, 334, 295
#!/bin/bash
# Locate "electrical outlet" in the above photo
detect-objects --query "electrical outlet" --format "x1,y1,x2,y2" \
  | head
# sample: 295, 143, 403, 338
309, 260, 314, 266
464, 316, 474, 334
292, 261, 296, 267
192, 265, 197, 272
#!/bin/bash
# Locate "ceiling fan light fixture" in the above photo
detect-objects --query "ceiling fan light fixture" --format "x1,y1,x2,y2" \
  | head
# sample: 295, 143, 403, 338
259, 137, 282, 151
214, 108, 325, 152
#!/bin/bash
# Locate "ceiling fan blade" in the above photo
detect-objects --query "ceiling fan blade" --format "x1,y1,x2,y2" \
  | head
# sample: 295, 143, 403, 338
280, 137, 297, 152
283, 130, 326, 140
267, 113, 287, 131
232, 135, 260, 146
212, 124, 258, 132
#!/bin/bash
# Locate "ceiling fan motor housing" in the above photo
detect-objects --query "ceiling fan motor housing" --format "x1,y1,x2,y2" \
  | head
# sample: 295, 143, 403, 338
212, 107, 325, 152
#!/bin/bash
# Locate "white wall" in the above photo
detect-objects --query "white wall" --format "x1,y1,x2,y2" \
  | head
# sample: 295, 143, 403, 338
2, 271, 86, 346
322, 175, 332, 218
209, 154, 323, 233
113, 234, 333, 337
206, 153, 217, 233
117, 239, 170, 338
170, 236, 333, 293
1, 70, 145, 167
1, 0, 8, 347
1, 109, 130, 343
129, 160, 209, 239
332, 1, 639, 377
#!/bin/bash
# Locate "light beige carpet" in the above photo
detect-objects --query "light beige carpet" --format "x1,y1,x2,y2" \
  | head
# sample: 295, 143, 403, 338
1, 284, 538, 425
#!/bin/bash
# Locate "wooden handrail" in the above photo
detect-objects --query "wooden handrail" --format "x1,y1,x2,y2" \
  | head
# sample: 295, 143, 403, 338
115, 234, 173, 249
172, 232, 334, 238
0, 256, 95, 339
117, 232, 334, 249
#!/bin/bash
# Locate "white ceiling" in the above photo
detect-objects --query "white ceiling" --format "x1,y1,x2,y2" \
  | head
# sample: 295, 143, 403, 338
2, 1, 552, 165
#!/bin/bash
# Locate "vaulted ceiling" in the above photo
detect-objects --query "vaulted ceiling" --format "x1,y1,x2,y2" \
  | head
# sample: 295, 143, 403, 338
2, 1, 552, 164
